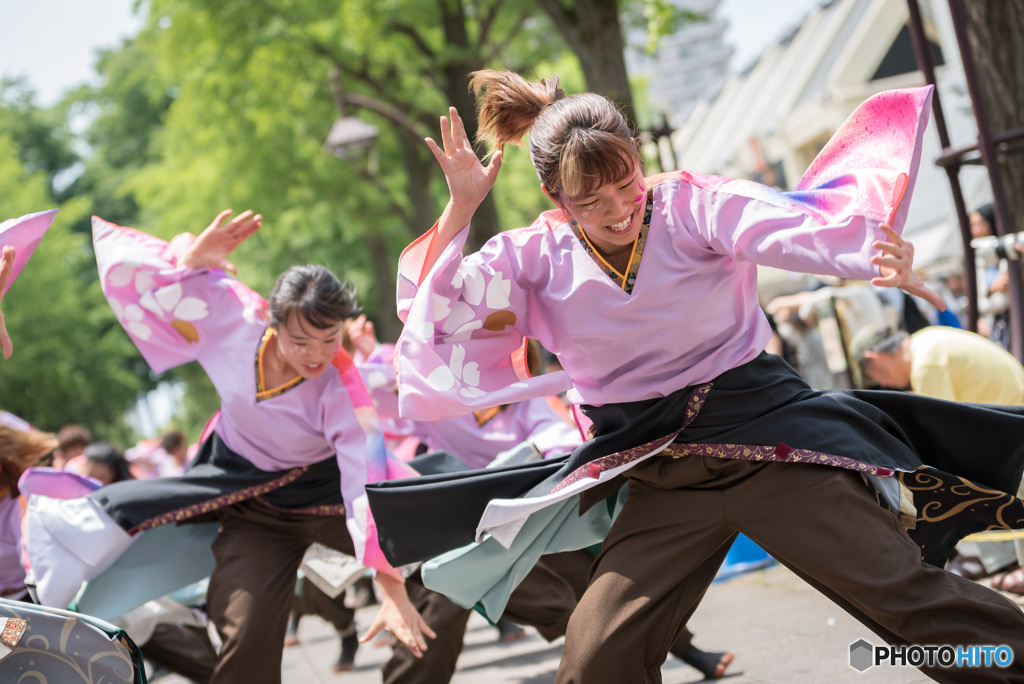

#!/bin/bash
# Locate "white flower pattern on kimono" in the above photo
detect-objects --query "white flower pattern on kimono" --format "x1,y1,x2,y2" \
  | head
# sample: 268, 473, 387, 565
427, 344, 486, 399
108, 299, 152, 341
105, 263, 153, 340
439, 268, 513, 344
108, 263, 210, 345
139, 281, 209, 344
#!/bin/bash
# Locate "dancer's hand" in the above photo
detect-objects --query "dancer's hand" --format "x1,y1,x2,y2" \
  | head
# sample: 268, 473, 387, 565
182, 209, 261, 273
0, 246, 15, 359
345, 314, 377, 359
361, 573, 436, 658
871, 223, 946, 311
425, 107, 503, 237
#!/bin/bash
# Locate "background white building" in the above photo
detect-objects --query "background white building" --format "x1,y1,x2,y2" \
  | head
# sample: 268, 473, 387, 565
645, 0, 991, 295
626, 0, 734, 128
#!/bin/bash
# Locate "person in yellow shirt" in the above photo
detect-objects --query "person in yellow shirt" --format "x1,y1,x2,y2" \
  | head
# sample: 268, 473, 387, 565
851, 324, 1024, 405
851, 323, 1024, 587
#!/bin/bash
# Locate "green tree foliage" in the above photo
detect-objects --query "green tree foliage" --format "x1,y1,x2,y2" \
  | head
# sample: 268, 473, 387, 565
0, 126, 153, 439
62, 37, 176, 235
0, 80, 78, 201
3, 0, 678, 439
120, 0, 566, 336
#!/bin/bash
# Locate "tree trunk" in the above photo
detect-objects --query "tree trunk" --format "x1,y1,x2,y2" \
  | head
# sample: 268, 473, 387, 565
364, 231, 401, 342
400, 133, 436, 241
439, 0, 503, 250
534, 0, 637, 127
960, 1, 1024, 233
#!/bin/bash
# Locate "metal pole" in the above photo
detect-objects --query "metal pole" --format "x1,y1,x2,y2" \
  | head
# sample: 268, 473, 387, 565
947, 0, 1024, 360
905, 0, 978, 332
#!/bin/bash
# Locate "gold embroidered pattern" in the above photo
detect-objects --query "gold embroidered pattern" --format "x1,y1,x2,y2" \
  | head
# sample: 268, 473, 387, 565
898, 469, 1024, 529
664, 443, 894, 476
570, 187, 654, 294
255, 328, 305, 402
551, 382, 712, 493
128, 466, 310, 535
254, 499, 346, 517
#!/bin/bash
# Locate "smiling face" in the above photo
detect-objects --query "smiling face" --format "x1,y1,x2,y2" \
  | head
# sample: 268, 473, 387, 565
274, 313, 344, 379
559, 165, 647, 257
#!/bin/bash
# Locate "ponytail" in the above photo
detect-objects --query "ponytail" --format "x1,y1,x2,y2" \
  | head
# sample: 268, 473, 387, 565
470, 70, 564, 149
468, 70, 640, 201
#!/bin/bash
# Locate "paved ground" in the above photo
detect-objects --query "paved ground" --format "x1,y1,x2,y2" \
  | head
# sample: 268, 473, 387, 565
149, 560, 993, 683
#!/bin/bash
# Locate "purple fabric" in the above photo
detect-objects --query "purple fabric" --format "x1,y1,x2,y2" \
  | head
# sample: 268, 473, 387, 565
0, 209, 58, 295
415, 397, 581, 469
395, 87, 933, 421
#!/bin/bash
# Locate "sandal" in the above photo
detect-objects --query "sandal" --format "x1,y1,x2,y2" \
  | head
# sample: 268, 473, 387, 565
989, 562, 1021, 590
283, 614, 300, 647
495, 618, 528, 643
332, 632, 359, 672
679, 646, 735, 680
994, 567, 1024, 594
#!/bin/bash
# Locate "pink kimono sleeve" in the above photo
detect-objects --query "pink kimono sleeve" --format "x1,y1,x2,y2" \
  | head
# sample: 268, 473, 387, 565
0, 209, 59, 295
395, 221, 571, 422
92, 216, 268, 374
685, 87, 934, 279
326, 350, 417, 580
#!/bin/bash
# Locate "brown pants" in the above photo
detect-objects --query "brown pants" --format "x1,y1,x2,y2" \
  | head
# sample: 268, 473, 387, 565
557, 456, 1024, 684
543, 550, 697, 658
383, 548, 704, 684
206, 499, 355, 684
383, 558, 579, 684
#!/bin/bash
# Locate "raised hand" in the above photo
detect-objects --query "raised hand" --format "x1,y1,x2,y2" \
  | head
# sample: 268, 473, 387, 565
425, 107, 503, 215
0, 246, 15, 359
182, 209, 261, 273
870, 223, 946, 311
344, 314, 378, 359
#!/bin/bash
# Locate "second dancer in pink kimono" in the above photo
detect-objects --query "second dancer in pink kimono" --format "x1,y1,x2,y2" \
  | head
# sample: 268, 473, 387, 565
24, 210, 433, 683
367, 71, 1024, 682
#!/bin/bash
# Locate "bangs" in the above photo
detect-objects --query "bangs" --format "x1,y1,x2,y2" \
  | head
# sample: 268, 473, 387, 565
269, 265, 361, 331
286, 291, 360, 331
558, 133, 638, 200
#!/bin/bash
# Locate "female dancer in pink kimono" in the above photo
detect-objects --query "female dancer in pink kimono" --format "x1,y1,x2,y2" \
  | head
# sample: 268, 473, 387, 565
24, 210, 433, 683
369, 71, 1024, 682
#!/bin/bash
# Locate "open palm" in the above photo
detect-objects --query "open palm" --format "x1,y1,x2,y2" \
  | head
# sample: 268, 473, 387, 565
183, 210, 261, 273
425, 107, 503, 210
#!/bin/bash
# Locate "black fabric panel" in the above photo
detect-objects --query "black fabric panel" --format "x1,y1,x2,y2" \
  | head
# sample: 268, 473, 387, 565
367, 352, 1024, 567
90, 432, 342, 532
